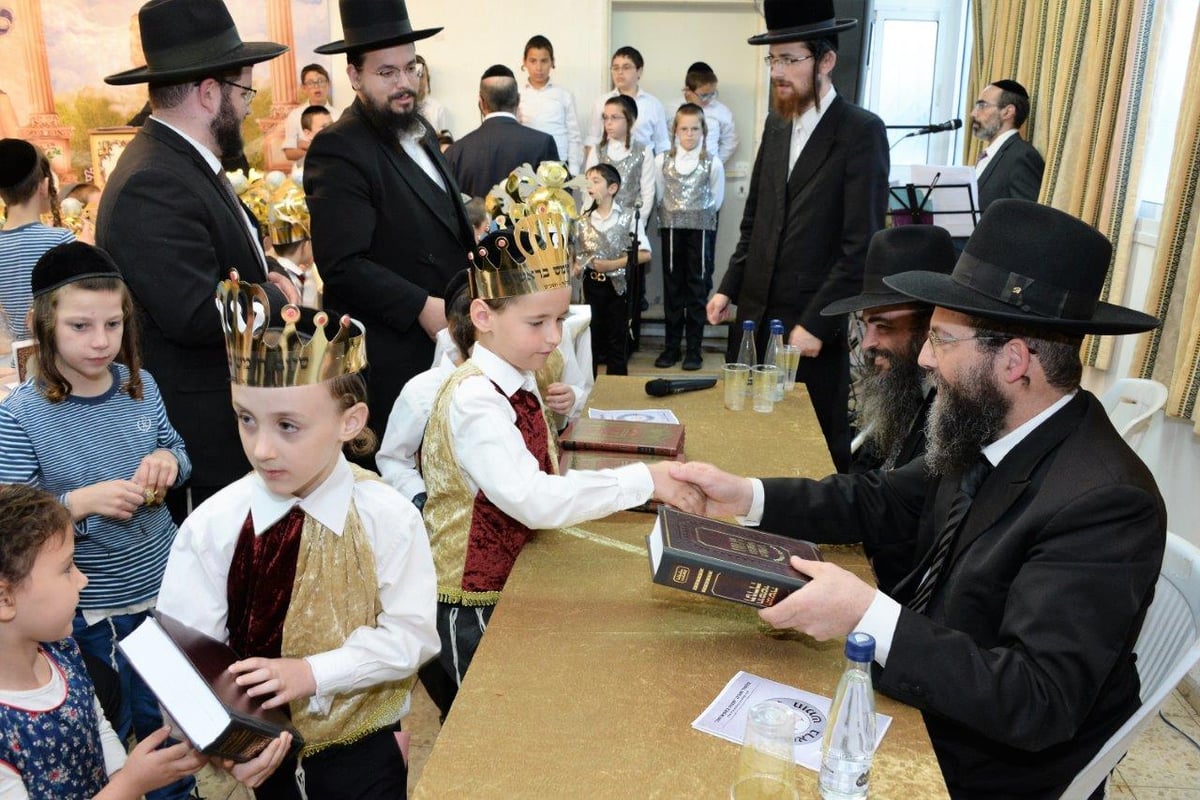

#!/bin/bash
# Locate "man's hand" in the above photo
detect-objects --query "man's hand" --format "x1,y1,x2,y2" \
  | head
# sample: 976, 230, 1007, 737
759, 558, 875, 640
668, 462, 755, 518
418, 295, 447, 340
543, 382, 575, 415
707, 293, 732, 325
647, 462, 705, 514
98, 727, 204, 798
789, 325, 822, 357
133, 449, 179, 496
218, 732, 294, 789
266, 272, 301, 306
68, 480, 146, 521
229, 657, 316, 710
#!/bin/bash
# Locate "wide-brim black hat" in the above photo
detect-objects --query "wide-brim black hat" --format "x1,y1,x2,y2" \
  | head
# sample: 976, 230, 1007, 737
823, 225, 957, 316
316, 0, 442, 55
105, 0, 286, 86
884, 200, 1160, 335
748, 0, 857, 45
32, 243, 125, 298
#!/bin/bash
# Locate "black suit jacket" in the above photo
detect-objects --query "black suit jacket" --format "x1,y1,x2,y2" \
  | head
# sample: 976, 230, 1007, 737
760, 392, 1165, 798
95, 118, 285, 489
304, 100, 474, 437
444, 115, 560, 198
977, 133, 1045, 213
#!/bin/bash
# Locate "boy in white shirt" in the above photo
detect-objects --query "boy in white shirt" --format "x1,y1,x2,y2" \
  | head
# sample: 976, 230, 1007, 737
517, 35, 584, 175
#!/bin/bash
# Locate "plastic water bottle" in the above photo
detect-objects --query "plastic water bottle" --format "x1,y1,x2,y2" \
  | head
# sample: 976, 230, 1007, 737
819, 632, 876, 800
736, 320, 757, 397
764, 319, 786, 401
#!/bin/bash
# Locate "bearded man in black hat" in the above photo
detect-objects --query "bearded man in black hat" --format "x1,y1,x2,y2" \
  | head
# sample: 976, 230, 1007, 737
707, 0, 889, 473
96, 0, 295, 525
304, 0, 474, 450
678, 200, 1167, 799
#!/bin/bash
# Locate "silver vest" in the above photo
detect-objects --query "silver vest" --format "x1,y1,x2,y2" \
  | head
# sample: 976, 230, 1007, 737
574, 207, 636, 295
658, 151, 717, 230
598, 141, 647, 211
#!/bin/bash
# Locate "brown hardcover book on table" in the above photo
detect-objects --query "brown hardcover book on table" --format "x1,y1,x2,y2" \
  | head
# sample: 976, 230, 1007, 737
559, 418, 685, 457
647, 506, 822, 608
118, 611, 303, 762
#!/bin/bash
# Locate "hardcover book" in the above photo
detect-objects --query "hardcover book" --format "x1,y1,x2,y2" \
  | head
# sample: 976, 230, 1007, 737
559, 418, 685, 457
647, 506, 822, 608
118, 611, 303, 762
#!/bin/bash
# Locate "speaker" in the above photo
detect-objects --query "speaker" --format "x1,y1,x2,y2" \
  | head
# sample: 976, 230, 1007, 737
831, 0, 874, 104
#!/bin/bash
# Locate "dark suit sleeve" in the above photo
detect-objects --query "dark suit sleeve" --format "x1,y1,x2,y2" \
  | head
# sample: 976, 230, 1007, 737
305, 132, 430, 331
879, 483, 1162, 750
1007, 141, 1045, 203
800, 112, 889, 342
718, 130, 767, 302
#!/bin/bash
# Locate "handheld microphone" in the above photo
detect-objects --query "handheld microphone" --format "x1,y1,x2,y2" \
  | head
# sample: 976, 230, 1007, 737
645, 377, 718, 397
912, 118, 962, 136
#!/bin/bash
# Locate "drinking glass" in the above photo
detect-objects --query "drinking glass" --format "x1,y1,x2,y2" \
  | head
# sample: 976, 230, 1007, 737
752, 365, 779, 413
779, 345, 801, 392
723, 363, 751, 411
730, 701, 798, 800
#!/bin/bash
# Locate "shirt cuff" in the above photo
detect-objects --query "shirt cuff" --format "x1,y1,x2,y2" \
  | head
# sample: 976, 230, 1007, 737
303, 653, 338, 716
855, 590, 901, 668
739, 478, 766, 526
624, 463, 657, 506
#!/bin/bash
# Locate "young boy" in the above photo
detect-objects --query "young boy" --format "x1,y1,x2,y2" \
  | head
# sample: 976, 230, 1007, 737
282, 64, 335, 166
289, 106, 334, 182
156, 275, 440, 798
264, 178, 321, 308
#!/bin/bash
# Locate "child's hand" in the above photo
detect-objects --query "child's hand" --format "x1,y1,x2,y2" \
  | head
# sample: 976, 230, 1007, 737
133, 449, 179, 496
69, 480, 146, 521
229, 657, 316, 709
99, 726, 204, 798
218, 731, 293, 789
544, 382, 575, 414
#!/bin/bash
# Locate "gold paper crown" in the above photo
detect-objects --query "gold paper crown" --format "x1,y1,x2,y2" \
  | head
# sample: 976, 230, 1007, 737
469, 210, 570, 300
215, 271, 366, 387
228, 170, 311, 246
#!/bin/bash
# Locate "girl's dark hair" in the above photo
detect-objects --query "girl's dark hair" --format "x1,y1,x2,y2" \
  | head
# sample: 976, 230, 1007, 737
0, 484, 71, 588
612, 46, 644, 71
446, 282, 475, 360
600, 96, 636, 149
524, 35, 555, 63
30, 276, 143, 403
0, 151, 61, 227
327, 372, 378, 457
584, 164, 622, 215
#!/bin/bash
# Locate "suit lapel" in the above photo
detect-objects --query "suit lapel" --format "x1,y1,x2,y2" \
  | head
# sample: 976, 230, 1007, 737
977, 134, 1017, 193
786, 95, 845, 197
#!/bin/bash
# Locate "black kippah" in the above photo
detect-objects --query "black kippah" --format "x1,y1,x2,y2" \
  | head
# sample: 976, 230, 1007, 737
443, 268, 471, 303
31, 242, 125, 298
0, 139, 39, 190
990, 79, 1029, 98
481, 64, 515, 80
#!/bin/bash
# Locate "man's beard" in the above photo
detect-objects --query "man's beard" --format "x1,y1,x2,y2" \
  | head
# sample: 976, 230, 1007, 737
924, 359, 1011, 477
211, 89, 244, 159
359, 89, 423, 137
770, 78, 817, 118
972, 117, 1000, 142
858, 340, 927, 469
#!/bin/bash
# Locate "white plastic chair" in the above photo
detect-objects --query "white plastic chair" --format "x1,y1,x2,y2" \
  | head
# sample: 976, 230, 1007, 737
1099, 378, 1169, 448
1060, 531, 1200, 799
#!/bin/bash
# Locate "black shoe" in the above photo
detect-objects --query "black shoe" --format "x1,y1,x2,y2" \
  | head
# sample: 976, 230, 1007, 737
654, 349, 681, 368
682, 351, 704, 371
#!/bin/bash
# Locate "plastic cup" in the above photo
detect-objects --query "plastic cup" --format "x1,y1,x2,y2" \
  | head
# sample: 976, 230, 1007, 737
753, 365, 779, 413
724, 364, 751, 411
779, 345, 801, 392
730, 701, 798, 800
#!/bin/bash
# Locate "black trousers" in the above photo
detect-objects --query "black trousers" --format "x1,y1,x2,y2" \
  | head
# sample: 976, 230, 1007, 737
660, 228, 709, 354
583, 271, 631, 376
422, 602, 496, 716
255, 725, 407, 800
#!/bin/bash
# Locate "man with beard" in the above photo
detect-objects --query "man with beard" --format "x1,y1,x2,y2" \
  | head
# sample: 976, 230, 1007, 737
304, 0, 474, 448
675, 200, 1166, 799
97, 0, 295, 524
971, 79, 1045, 213
706, 0, 889, 472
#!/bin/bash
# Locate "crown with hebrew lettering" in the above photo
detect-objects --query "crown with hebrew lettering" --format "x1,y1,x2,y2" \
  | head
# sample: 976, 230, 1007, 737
215, 271, 366, 387
468, 210, 570, 300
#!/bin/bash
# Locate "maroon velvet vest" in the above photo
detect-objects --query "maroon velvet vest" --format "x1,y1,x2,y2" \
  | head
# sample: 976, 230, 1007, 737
226, 505, 305, 658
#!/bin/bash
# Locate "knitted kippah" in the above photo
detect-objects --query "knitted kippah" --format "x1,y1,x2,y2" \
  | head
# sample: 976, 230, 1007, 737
0, 139, 39, 190
31, 242, 125, 298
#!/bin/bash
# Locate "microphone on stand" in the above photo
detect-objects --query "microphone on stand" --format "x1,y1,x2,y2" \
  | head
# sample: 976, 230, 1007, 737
911, 118, 962, 136
645, 378, 718, 397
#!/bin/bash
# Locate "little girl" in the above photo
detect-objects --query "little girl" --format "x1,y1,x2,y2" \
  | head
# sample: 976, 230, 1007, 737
574, 164, 651, 376
585, 95, 655, 216
0, 484, 206, 799
157, 274, 439, 798
419, 216, 697, 711
654, 104, 725, 371
517, 35, 584, 175
0, 242, 196, 800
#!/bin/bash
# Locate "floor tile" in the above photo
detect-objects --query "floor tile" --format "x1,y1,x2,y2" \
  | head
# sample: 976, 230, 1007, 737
1118, 701, 1200, 789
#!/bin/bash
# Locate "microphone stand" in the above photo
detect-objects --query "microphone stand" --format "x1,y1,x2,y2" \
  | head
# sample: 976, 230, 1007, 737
622, 202, 641, 370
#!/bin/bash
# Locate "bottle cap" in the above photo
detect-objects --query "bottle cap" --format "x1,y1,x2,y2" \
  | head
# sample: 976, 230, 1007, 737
770, 320, 784, 334
742, 320, 755, 330
845, 631, 875, 662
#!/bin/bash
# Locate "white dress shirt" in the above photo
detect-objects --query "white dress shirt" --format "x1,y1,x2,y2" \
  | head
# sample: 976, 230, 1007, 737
282, 102, 336, 149
157, 455, 440, 717
398, 123, 447, 192
584, 139, 657, 215
665, 96, 739, 165
976, 128, 1020, 178
444, 344, 654, 530
653, 146, 726, 213
519, 80, 584, 174
377, 350, 460, 502
586, 89, 672, 154
419, 95, 451, 135
788, 86, 836, 174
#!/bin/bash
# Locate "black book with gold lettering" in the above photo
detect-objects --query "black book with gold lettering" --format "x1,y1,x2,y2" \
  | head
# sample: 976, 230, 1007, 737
647, 506, 822, 608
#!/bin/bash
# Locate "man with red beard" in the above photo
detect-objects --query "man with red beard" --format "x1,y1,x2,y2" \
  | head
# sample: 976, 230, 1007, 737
707, 0, 888, 472
304, 0, 474, 453
676, 200, 1166, 799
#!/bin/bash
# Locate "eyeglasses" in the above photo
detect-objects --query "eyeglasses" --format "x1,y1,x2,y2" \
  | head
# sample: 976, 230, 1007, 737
926, 330, 1011, 349
218, 79, 257, 103
764, 54, 814, 69
686, 88, 718, 102
973, 100, 1003, 110
302, 78, 329, 88
372, 63, 425, 83
601, 114, 626, 122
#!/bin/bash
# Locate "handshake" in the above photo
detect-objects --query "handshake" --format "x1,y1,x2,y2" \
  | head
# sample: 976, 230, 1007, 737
644, 461, 755, 519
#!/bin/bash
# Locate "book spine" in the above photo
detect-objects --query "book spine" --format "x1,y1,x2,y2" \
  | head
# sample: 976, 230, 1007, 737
561, 439, 676, 457
652, 549, 801, 608
206, 724, 275, 763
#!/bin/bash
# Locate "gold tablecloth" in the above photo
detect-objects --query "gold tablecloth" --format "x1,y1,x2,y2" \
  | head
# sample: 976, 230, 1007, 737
413, 376, 948, 799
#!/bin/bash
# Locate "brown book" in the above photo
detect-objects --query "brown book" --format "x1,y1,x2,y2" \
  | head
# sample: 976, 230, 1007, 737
11, 340, 37, 382
118, 611, 304, 762
559, 418, 685, 457
647, 506, 822, 608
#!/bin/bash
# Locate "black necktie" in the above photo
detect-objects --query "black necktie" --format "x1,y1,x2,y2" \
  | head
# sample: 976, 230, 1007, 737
908, 456, 993, 614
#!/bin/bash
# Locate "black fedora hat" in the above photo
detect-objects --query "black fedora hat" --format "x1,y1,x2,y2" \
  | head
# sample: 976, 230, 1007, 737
884, 200, 1160, 335
748, 0, 857, 46
104, 0, 287, 86
822, 225, 957, 316
316, 0, 442, 55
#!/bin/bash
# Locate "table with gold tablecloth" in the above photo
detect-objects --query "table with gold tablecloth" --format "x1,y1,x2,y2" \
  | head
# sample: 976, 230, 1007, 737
413, 376, 948, 799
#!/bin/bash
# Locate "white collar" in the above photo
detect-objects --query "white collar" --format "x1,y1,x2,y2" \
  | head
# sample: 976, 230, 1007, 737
522, 80, 555, 92
275, 255, 305, 278
982, 128, 1019, 158
150, 116, 222, 174
981, 390, 1077, 467
484, 111, 518, 122
470, 342, 536, 397
249, 454, 354, 536
795, 85, 837, 136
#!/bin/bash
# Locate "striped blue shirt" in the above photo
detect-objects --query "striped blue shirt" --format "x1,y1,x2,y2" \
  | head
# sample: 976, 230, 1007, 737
0, 363, 191, 609
0, 222, 74, 339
